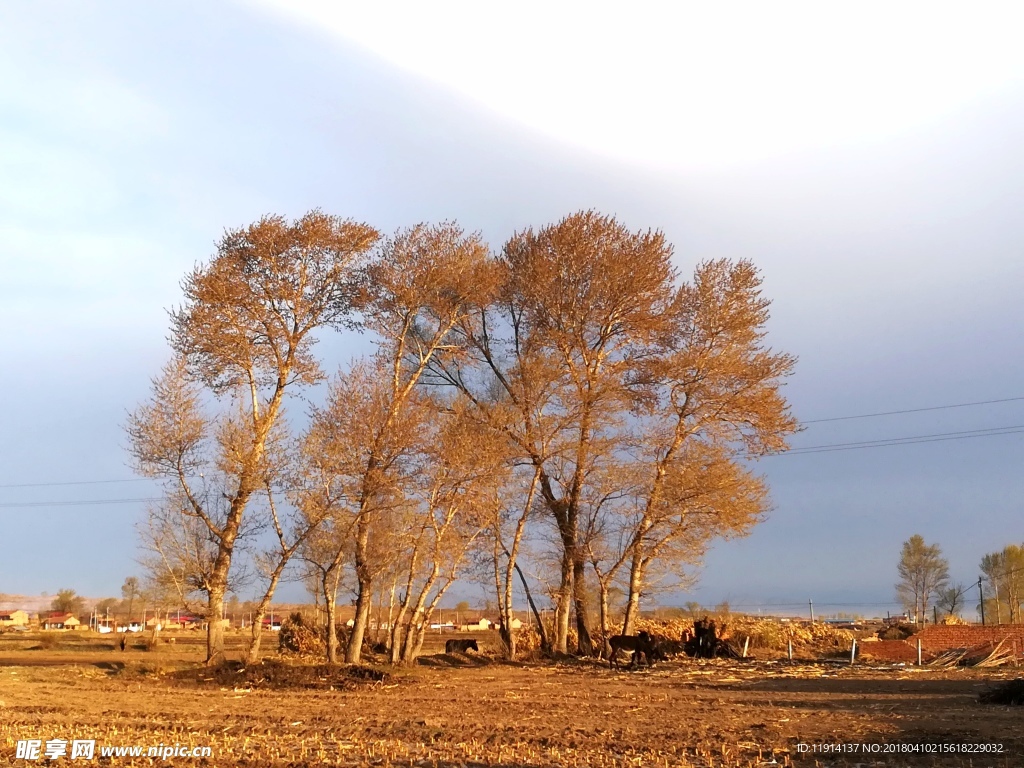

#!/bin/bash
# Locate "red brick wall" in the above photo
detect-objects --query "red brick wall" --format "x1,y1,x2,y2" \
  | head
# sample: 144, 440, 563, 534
857, 639, 919, 663
914, 624, 1024, 654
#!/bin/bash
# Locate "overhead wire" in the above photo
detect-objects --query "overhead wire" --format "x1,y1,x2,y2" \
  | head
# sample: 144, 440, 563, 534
2, 395, 1022, 506
801, 395, 1024, 424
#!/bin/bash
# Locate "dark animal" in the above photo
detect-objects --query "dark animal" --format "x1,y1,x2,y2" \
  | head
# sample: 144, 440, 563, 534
119, 634, 128, 652
607, 631, 662, 669
684, 617, 732, 658
445, 638, 479, 654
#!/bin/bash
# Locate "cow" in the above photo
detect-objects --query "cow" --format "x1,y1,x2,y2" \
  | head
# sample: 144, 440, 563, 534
607, 630, 663, 669
445, 638, 479, 654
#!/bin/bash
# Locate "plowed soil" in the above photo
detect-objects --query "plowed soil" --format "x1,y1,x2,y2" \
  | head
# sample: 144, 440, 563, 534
1, 642, 1022, 767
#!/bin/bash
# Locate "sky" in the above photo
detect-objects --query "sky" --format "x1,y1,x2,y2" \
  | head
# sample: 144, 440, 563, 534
1, 1, 1023, 617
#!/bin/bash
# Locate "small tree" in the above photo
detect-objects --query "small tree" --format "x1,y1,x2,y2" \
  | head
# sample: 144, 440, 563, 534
51, 589, 85, 616
95, 597, 119, 618
121, 577, 140, 624
896, 535, 949, 623
979, 545, 1024, 624
936, 583, 966, 617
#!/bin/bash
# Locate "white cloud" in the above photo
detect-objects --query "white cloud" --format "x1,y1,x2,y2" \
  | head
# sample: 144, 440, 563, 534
250, 1, 1024, 171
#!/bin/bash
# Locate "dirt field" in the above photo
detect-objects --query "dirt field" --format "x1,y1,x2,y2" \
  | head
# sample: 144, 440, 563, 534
1, 632, 1022, 767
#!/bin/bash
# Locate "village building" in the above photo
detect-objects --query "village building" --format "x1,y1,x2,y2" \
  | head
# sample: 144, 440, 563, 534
41, 612, 82, 630
0, 610, 30, 627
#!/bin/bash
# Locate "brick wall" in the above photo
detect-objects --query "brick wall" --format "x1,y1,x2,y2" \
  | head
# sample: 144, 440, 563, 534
914, 624, 1024, 655
856, 625, 1024, 663
857, 639, 919, 663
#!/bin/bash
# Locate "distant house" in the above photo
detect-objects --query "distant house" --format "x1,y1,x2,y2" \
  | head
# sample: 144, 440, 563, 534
168, 614, 201, 629
0, 610, 29, 627
460, 617, 492, 631
41, 612, 81, 630
96, 619, 116, 634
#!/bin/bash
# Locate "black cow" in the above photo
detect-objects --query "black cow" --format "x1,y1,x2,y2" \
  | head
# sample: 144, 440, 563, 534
607, 630, 662, 669
445, 638, 479, 654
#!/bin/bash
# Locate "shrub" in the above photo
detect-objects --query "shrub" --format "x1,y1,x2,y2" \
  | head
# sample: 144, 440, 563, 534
878, 624, 916, 641
278, 612, 346, 658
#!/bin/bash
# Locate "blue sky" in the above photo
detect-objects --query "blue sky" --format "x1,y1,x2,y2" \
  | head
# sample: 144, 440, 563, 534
2, 2, 1023, 615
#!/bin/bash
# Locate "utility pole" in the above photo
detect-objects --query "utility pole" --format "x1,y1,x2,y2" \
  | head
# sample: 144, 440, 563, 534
978, 577, 986, 625
808, 600, 815, 623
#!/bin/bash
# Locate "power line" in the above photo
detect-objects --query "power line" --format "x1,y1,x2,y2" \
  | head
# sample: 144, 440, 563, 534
0, 478, 148, 489
802, 396, 1024, 424
4, 400, 1024, 495
772, 424, 1024, 456
0, 497, 162, 509
3, 421, 1023, 504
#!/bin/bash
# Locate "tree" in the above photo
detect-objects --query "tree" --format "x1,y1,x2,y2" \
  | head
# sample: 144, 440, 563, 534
296, 358, 427, 663
51, 589, 85, 616
431, 212, 679, 653
430, 212, 796, 654
616, 260, 795, 633
980, 545, 1024, 624
95, 597, 119, 618
389, 399, 506, 665
128, 211, 378, 664
121, 577, 140, 624
338, 222, 495, 663
936, 582, 966, 617
896, 535, 949, 623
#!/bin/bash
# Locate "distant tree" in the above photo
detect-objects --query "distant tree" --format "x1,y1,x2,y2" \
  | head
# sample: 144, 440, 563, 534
896, 535, 949, 623
121, 577, 140, 623
979, 545, 1024, 624
684, 601, 703, 619
936, 582, 966, 617
51, 589, 85, 616
455, 601, 470, 614
94, 597, 119, 617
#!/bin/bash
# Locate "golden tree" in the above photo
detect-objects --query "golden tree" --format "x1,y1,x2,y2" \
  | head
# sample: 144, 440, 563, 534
297, 222, 495, 663
389, 397, 508, 664
127, 211, 377, 664
432, 212, 796, 654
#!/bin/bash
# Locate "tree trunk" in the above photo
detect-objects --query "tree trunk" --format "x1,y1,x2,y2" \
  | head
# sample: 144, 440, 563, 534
347, 521, 373, 663
572, 556, 594, 655
206, 587, 226, 665
400, 611, 423, 664
512, 557, 549, 654
245, 562, 289, 665
385, 578, 397, 652
412, 622, 428, 660
621, 556, 643, 636
598, 581, 610, 659
554, 554, 572, 653
324, 581, 339, 664
247, 613, 266, 665
389, 599, 408, 665
346, 578, 372, 663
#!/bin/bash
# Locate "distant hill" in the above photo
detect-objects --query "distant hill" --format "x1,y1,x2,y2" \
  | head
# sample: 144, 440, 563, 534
0, 594, 103, 614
